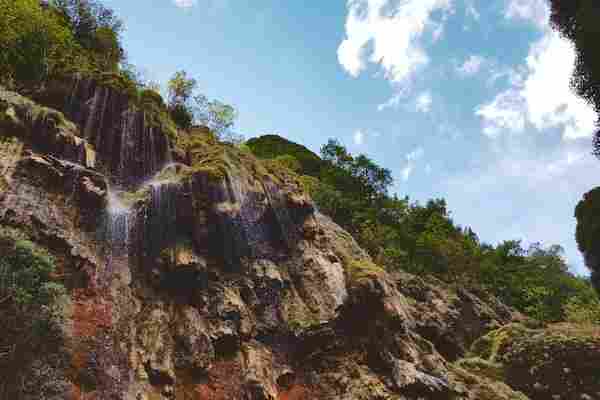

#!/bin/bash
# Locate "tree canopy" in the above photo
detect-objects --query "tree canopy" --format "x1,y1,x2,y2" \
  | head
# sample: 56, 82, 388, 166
0, 0, 125, 91
550, 0, 600, 156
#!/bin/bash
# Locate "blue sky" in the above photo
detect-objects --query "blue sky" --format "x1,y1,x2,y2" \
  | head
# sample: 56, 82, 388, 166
104, 0, 599, 275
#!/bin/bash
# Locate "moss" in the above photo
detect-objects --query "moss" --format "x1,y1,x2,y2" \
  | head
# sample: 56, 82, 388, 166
469, 323, 533, 362
448, 364, 530, 400
0, 225, 29, 243
347, 259, 386, 283
139, 89, 166, 109
287, 312, 321, 332
158, 236, 195, 266
455, 357, 505, 382
121, 185, 151, 206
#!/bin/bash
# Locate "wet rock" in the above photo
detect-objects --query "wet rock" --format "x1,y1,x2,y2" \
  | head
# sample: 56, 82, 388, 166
61, 77, 173, 186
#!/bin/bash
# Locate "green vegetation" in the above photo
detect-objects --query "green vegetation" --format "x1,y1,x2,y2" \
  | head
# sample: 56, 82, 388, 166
167, 70, 239, 141
347, 259, 386, 284
454, 357, 505, 382
467, 322, 600, 399
550, 1, 600, 157
575, 187, 600, 292
0, 226, 66, 399
245, 135, 324, 176
167, 70, 197, 130
549, 3, 600, 296
247, 134, 600, 324
0, 0, 125, 91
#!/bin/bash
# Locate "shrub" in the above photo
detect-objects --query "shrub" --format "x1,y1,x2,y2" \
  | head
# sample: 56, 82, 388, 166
0, 238, 65, 307
0, 229, 66, 400
563, 296, 600, 325
169, 103, 194, 130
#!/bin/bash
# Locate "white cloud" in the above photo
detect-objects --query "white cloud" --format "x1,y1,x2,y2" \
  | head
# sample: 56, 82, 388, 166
466, 1, 480, 21
353, 130, 365, 145
352, 129, 381, 145
377, 92, 404, 111
476, 30, 596, 140
401, 165, 414, 181
173, 0, 197, 8
407, 147, 425, 161
476, 89, 526, 137
415, 92, 433, 113
457, 55, 486, 77
338, 0, 453, 84
401, 146, 425, 181
505, 0, 549, 29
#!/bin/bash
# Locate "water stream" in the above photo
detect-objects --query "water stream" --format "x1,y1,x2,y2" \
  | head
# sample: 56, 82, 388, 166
103, 188, 134, 278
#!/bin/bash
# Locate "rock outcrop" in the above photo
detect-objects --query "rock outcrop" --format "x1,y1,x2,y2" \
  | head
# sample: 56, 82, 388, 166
0, 85, 586, 400
464, 323, 600, 400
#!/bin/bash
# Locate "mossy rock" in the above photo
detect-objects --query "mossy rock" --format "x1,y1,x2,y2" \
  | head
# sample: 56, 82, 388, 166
183, 131, 309, 195
139, 89, 166, 110
347, 259, 386, 283
454, 357, 505, 382
469, 323, 533, 362
501, 324, 600, 399
448, 364, 530, 400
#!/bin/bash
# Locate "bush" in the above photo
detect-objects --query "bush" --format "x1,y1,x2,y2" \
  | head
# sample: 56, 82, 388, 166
272, 155, 302, 173
564, 296, 600, 325
0, 229, 67, 399
169, 103, 194, 130
0, 238, 65, 307
139, 88, 166, 110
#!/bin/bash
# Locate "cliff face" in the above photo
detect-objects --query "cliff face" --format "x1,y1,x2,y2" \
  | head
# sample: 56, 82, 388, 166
0, 85, 573, 400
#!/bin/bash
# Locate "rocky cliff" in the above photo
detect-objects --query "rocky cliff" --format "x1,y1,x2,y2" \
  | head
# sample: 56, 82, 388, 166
0, 85, 597, 400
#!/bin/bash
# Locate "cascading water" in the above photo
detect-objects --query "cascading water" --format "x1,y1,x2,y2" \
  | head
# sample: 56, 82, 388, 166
144, 181, 180, 260
102, 188, 134, 282
64, 77, 172, 187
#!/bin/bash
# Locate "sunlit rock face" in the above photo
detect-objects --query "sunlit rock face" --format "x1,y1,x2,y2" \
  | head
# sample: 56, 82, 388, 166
1, 88, 536, 400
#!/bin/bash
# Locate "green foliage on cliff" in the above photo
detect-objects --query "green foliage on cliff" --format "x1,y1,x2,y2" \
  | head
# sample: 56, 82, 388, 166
0, 227, 66, 399
245, 134, 324, 176
0, 227, 65, 309
0, 0, 125, 91
247, 134, 600, 323
468, 322, 600, 399
0, 0, 76, 89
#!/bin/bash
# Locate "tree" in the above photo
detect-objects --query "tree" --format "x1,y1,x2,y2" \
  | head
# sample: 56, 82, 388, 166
166, 71, 197, 129
193, 94, 239, 141
168, 70, 197, 106
549, 0, 600, 157
0, 0, 76, 89
575, 187, 600, 292
51, 0, 124, 70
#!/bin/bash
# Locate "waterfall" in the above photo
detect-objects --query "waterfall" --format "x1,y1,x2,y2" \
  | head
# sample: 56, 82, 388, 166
144, 181, 179, 259
103, 188, 134, 279
64, 78, 173, 187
